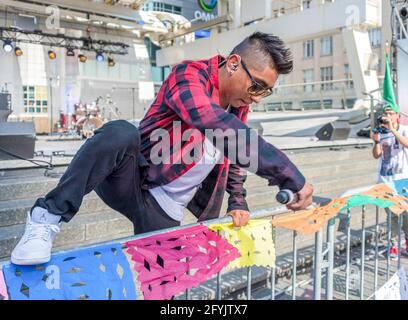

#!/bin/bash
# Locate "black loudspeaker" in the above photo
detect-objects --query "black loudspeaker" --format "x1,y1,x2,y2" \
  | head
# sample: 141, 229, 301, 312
315, 121, 351, 141
0, 93, 11, 110
0, 122, 36, 160
0, 110, 12, 122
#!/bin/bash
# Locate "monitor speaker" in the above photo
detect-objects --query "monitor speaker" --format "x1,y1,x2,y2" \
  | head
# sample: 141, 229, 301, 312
315, 121, 351, 141
0, 122, 36, 160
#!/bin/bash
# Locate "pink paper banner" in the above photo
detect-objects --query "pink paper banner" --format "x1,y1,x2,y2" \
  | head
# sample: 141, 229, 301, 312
125, 224, 240, 300
0, 268, 9, 300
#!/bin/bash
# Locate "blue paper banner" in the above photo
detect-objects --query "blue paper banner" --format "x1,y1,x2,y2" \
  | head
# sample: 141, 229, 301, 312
3, 243, 136, 300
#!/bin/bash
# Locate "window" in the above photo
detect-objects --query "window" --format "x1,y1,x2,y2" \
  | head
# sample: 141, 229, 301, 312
344, 98, 356, 109
273, 75, 285, 94
18, 44, 47, 87
266, 102, 293, 111
143, 1, 182, 14
144, 37, 160, 66
303, 40, 314, 59
302, 1, 311, 9
320, 67, 333, 91
344, 64, 354, 89
368, 28, 381, 47
302, 100, 332, 110
22, 85, 48, 113
320, 36, 333, 56
277, 75, 285, 86
303, 69, 314, 93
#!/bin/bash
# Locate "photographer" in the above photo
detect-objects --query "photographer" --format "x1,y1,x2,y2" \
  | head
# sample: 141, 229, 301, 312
371, 105, 408, 259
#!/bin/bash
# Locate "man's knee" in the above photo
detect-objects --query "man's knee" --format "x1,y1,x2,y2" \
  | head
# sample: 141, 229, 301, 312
96, 120, 140, 150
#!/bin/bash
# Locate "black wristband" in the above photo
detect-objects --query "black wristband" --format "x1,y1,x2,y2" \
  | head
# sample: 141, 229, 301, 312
374, 141, 380, 145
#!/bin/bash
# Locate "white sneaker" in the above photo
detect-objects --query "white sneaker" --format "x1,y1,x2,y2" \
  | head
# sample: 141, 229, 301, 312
11, 208, 61, 265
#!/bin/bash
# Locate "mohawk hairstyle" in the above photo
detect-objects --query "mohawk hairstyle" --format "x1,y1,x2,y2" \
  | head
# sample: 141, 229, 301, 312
230, 32, 294, 74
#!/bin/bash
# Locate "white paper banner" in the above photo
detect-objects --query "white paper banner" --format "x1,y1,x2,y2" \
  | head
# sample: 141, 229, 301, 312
375, 267, 408, 300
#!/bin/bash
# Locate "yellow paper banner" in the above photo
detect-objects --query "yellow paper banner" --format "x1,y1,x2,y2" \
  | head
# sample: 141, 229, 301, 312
209, 219, 275, 269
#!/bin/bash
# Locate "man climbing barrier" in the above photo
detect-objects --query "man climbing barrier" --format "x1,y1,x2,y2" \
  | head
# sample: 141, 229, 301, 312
11, 32, 313, 266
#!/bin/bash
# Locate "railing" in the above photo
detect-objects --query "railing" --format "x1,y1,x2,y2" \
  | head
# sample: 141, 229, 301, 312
1, 185, 406, 300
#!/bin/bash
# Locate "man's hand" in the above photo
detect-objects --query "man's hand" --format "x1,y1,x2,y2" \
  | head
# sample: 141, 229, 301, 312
370, 131, 380, 143
286, 182, 314, 211
227, 210, 250, 227
381, 115, 397, 133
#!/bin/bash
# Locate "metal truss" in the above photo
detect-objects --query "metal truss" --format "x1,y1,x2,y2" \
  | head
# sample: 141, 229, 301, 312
0, 26, 130, 55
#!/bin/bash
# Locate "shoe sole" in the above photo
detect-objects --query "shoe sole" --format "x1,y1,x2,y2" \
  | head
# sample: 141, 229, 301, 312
11, 255, 51, 266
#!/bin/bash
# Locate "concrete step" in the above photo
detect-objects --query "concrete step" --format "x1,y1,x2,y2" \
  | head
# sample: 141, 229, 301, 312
0, 149, 377, 201
285, 147, 373, 167
0, 209, 133, 261
0, 191, 110, 228
0, 156, 377, 203
214, 173, 377, 223
0, 176, 60, 202
0, 165, 67, 180
244, 159, 377, 189
245, 173, 377, 210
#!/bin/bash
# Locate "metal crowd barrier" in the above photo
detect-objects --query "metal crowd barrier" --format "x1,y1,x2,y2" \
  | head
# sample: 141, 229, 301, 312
0, 186, 405, 300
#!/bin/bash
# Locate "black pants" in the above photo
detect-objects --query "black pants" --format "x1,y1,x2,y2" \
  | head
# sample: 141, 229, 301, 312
33, 120, 180, 235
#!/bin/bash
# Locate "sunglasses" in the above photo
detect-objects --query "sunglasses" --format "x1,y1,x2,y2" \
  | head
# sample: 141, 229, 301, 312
240, 58, 274, 98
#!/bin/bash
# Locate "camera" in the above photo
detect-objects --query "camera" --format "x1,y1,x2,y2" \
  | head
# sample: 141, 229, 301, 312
372, 114, 390, 134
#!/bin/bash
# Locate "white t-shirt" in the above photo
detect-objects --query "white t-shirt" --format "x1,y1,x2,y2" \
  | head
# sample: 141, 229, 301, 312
377, 125, 408, 189
148, 137, 223, 221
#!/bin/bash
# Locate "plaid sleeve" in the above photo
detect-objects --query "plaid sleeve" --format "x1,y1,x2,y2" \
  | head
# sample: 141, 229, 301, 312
165, 62, 306, 192
226, 106, 249, 212
226, 164, 249, 212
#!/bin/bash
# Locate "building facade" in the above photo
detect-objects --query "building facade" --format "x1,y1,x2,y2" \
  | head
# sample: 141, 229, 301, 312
155, 0, 406, 112
0, 1, 155, 133
142, 0, 219, 86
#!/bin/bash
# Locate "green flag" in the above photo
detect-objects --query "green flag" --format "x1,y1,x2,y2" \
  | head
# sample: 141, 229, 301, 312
382, 55, 399, 113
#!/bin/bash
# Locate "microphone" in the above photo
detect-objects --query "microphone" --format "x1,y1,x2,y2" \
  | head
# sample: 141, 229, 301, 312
276, 189, 297, 205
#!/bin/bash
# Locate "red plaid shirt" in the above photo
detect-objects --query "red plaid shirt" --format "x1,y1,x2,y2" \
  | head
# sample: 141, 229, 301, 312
138, 55, 305, 221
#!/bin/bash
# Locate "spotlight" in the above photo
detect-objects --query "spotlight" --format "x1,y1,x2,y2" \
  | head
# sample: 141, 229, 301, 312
48, 50, 57, 60
14, 46, 23, 57
401, 6, 408, 20
78, 54, 87, 63
3, 40, 13, 53
96, 51, 104, 62
66, 47, 75, 57
108, 57, 115, 67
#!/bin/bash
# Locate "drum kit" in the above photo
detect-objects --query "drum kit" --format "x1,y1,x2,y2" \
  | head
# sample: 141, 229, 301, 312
56, 94, 120, 139
74, 101, 103, 139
